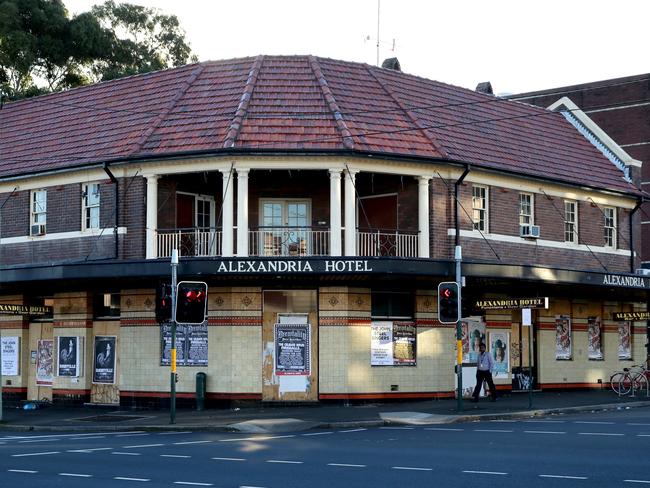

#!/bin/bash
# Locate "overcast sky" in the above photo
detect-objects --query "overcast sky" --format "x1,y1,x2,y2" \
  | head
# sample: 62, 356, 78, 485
65, 0, 649, 95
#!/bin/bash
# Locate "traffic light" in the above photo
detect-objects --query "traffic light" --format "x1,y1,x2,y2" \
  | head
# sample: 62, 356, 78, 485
438, 281, 459, 324
175, 281, 208, 324
156, 284, 173, 323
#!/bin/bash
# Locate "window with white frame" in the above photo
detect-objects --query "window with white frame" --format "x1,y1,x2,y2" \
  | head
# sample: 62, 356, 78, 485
82, 183, 100, 230
604, 207, 616, 248
31, 189, 47, 234
519, 193, 534, 226
564, 200, 578, 243
472, 186, 488, 232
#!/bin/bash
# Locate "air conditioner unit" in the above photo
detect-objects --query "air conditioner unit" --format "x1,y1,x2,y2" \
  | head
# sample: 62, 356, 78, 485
31, 224, 46, 236
635, 268, 650, 276
520, 224, 540, 238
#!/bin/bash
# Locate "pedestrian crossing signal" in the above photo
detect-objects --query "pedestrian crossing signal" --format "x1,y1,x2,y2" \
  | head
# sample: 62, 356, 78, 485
175, 281, 208, 325
438, 281, 459, 324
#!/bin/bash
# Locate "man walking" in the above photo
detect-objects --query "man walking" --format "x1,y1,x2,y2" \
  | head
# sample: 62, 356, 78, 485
472, 342, 497, 402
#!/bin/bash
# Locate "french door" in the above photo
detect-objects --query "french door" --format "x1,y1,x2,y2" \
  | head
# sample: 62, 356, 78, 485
260, 199, 310, 256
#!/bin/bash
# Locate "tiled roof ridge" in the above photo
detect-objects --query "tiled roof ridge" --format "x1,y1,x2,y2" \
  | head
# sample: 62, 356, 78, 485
223, 55, 265, 149
130, 64, 207, 156
365, 65, 449, 159
308, 55, 355, 150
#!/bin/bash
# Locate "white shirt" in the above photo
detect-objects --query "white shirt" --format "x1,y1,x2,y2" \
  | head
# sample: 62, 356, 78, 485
477, 351, 494, 372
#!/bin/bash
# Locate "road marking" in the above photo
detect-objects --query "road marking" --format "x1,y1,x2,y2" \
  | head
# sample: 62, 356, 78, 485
474, 429, 513, 433
122, 444, 164, 449
2, 431, 143, 440
489, 420, 516, 423
162, 454, 192, 458
392, 466, 433, 471
212, 457, 246, 462
173, 440, 212, 445
114, 477, 151, 482
266, 460, 304, 464
174, 482, 213, 486
59, 473, 92, 477
628, 423, 650, 426
539, 474, 588, 480
523, 420, 565, 423
578, 432, 624, 436
524, 430, 566, 434
463, 470, 507, 475
158, 431, 192, 435
380, 427, 414, 430
19, 438, 59, 443
574, 421, 614, 425
302, 432, 333, 436
68, 447, 112, 452
112, 452, 141, 456
239, 486, 267, 488
328, 463, 366, 468
8, 469, 37, 473
424, 427, 463, 431
11, 451, 59, 457
339, 428, 367, 433
70, 436, 106, 440
117, 433, 150, 438
219, 435, 296, 442
625, 480, 650, 484
637, 435, 650, 437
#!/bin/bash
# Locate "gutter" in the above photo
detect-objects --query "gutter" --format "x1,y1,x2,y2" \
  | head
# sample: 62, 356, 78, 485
454, 165, 470, 248
103, 163, 119, 260
630, 199, 644, 273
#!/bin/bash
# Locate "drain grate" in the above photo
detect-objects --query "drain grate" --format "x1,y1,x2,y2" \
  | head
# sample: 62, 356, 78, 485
77, 415, 148, 422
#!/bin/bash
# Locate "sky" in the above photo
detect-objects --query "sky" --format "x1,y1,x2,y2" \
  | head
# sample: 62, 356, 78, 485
64, 0, 650, 95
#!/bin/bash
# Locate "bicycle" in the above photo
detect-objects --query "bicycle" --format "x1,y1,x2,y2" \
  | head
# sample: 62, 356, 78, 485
610, 365, 650, 396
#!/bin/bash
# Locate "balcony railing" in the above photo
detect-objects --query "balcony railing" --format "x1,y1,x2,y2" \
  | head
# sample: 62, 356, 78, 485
249, 227, 330, 257
357, 230, 419, 257
156, 227, 418, 258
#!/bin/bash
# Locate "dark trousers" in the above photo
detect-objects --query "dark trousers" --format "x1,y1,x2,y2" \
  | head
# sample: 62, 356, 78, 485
473, 369, 497, 400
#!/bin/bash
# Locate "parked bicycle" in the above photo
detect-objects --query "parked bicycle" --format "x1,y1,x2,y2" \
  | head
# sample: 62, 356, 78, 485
610, 365, 650, 396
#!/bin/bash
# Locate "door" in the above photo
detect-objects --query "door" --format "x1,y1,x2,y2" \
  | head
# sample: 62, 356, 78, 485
358, 194, 398, 255
176, 194, 216, 256
260, 200, 310, 256
262, 290, 318, 402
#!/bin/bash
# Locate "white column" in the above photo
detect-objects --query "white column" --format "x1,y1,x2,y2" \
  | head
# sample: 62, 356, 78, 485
145, 174, 158, 259
221, 169, 234, 257
344, 169, 358, 256
236, 168, 249, 257
329, 169, 342, 256
418, 176, 431, 258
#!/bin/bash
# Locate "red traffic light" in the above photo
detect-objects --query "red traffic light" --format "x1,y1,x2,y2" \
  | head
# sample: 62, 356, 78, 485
175, 281, 208, 324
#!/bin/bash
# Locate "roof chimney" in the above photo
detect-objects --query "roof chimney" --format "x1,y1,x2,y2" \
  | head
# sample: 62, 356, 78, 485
475, 81, 493, 95
381, 58, 401, 72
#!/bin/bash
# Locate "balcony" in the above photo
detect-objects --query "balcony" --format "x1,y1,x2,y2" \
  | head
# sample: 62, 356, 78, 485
156, 227, 418, 258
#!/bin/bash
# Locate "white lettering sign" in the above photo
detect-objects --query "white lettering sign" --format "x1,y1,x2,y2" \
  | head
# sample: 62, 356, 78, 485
1, 336, 20, 376
217, 259, 372, 273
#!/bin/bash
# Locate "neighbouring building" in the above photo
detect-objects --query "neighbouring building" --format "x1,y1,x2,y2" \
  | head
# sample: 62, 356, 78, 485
0, 56, 646, 408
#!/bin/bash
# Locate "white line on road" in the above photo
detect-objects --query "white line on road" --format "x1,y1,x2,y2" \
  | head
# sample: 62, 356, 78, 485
266, 460, 304, 464
212, 457, 246, 462
219, 435, 296, 442
463, 470, 508, 475
474, 429, 513, 433
70, 436, 106, 440
424, 427, 463, 431
625, 480, 650, 484
489, 420, 516, 423
339, 428, 367, 433
158, 431, 192, 435
392, 466, 433, 471
8, 469, 38, 473
59, 473, 92, 477
524, 430, 566, 434
302, 432, 333, 436
574, 421, 614, 425
19, 438, 59, 443
112, 452, 141, 456
578, 432, 625, 436
173, 440, 212, 445
380, 427, 414, 430
114, 476, 151, 482
239, 486, 267, 488
327, 463, 366, 468
122, 444, 164, 449
539, 474, 588, 480
117, 434, 150, 438
11, 451, 60, 457
637, 435, 650, 437
161, 454, 192, 458
173, 482, 213, 486
2, 431, 144, 440
523, 420, 565, 423
68, 447, 113, 452
628, 423, 650, 426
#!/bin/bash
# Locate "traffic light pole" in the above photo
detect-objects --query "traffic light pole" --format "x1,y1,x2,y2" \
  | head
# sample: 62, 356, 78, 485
455, 245, 463, 413
170, 249, 178, 425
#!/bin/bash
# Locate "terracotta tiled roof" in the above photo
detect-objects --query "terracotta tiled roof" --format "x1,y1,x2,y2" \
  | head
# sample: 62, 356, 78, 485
0, 55, 637, 194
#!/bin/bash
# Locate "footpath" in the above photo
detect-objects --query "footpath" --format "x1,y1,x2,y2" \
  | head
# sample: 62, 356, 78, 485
1, 390, 649, 434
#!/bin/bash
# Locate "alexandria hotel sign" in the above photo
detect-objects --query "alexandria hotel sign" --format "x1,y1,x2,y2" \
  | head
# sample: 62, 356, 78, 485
217, 259, 373, 274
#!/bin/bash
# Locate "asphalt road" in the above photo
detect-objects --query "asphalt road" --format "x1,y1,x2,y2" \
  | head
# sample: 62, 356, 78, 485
3, 408, 650, 487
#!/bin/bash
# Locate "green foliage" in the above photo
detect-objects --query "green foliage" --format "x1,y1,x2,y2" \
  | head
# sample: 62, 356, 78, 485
0, 0, 195, 100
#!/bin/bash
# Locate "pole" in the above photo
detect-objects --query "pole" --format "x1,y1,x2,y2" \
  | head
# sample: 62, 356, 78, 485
0, 325, 3, 422
528, 319, 533, 409
170, 249, 178, 424
455, 245, 463, 412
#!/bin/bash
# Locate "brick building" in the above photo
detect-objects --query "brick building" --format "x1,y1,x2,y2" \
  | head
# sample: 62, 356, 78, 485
510, 74, 650, 265
0, 56, 646, 407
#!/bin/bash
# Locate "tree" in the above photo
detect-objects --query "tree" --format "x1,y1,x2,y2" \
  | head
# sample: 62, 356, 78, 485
0, 0, 195, 100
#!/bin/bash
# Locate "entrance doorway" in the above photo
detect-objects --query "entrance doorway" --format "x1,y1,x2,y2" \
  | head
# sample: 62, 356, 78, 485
358, 194, 398, 256
262, 290, 318, 401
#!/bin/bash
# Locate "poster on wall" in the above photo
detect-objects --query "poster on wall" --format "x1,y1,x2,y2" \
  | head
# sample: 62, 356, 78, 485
618, 321, 632, 360
460, 321, 470, 363
36, 339, 53, 385
489, 332, 509, 377
555, 315, 572, 360
465, 319, 486, 363
371, 322, 394, 366
274, 323, 311, 376
587, 316, 603, 360
93, 336, 116, 384
57, 336, 82, 377
393, 323, 416, 366
160, 322, 208, 367
1, 336, 20, 376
